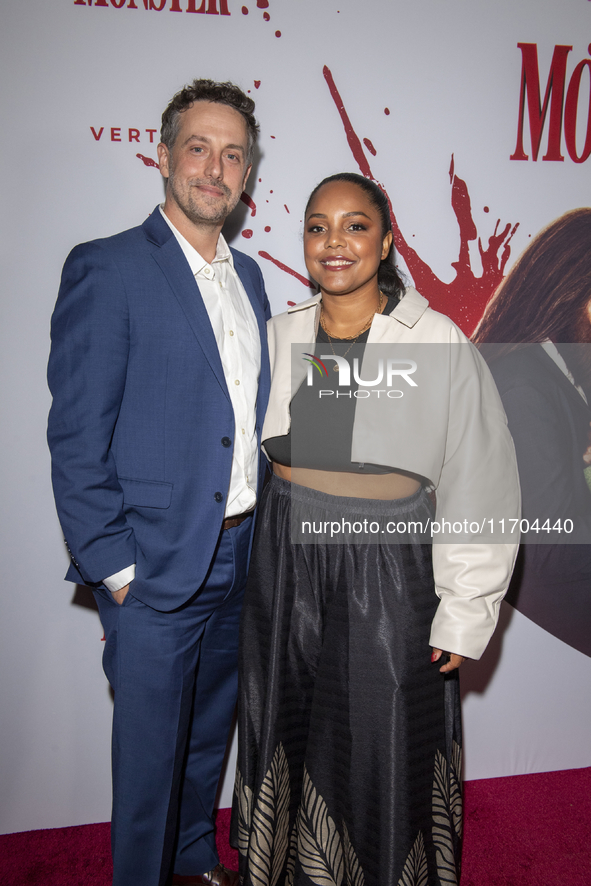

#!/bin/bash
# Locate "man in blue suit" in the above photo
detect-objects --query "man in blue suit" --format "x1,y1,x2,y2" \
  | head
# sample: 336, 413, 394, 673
47, 79, 271, 886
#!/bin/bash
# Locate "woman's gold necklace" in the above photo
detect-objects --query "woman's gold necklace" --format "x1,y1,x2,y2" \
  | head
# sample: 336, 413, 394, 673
320, 291, 384, 369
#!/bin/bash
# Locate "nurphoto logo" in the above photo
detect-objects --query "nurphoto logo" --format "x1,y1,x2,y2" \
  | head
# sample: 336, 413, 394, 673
302, 353, 418, 399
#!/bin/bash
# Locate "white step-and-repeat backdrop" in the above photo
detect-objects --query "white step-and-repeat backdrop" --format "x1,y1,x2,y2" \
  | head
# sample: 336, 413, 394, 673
2, 0, 591, 834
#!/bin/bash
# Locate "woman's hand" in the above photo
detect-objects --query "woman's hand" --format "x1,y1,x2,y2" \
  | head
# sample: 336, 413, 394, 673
431, 648, 466, 673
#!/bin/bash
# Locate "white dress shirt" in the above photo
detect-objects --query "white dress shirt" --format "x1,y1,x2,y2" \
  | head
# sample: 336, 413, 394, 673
103, 209, 261, 594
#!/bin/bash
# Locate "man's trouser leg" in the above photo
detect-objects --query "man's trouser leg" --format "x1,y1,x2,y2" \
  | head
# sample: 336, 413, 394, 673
173, 518, 251, 875
94, 517, 251, 886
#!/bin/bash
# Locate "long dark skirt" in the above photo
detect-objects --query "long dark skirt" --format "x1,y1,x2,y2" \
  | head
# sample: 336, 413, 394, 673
231, 475, 462, 886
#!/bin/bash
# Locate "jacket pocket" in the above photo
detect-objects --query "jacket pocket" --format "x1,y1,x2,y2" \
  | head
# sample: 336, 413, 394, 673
119, 477, 173, 509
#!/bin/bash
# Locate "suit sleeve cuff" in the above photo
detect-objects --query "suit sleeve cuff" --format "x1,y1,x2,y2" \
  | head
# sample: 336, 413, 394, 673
103, 564, 136, 594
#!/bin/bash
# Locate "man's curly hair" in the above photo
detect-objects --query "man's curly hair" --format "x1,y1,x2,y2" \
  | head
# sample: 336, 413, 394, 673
160, 78, 259, 164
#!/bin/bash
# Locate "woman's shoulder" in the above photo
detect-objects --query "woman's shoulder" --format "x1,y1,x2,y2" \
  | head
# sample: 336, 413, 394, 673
395, 287, 468, 344
267, 294, 321, 335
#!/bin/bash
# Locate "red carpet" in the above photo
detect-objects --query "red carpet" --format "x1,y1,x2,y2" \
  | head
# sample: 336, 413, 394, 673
461, 768, 591, 886
1, 768, 589, 885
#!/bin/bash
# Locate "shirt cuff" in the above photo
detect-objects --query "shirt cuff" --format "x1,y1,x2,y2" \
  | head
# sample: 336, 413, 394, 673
103, 564, 136, 594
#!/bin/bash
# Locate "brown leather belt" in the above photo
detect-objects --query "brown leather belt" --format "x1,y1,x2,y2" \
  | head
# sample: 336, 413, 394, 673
222, 509, 255, 531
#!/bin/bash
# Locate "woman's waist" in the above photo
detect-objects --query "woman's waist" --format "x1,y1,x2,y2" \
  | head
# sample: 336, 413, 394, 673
269, 468, 429, 516
272, 464, 422, 501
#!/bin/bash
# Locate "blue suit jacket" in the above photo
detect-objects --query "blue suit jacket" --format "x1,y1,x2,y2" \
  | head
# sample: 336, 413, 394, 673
48, 207, 271, 610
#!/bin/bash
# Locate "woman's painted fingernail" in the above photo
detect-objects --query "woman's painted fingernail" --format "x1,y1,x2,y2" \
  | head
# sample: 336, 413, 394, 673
431, 652, 437, 662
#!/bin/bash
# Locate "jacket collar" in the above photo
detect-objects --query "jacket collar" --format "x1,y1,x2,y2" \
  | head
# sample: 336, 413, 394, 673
142, 207, 228, 397
534, 344, 591, 416
140, 208, 269, 416
230, 249, 272, 421
287, 292, 322, 313
286, 287, 429, 329
142, 205, 175, 247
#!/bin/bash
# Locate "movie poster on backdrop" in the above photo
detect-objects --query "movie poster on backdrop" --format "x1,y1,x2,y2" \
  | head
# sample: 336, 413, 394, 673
1, 0, 591, 833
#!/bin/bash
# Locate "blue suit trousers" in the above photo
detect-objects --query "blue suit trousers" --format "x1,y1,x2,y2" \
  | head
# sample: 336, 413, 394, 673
94, 517, 252, 886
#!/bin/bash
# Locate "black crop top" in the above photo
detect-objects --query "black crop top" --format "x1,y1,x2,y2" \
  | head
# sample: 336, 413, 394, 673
264, 296, 398, 474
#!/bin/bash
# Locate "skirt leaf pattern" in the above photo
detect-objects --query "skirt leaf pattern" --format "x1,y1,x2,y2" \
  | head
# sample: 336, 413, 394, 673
451, 742, 463, 841
432, 742, 463, 885
235, 769, 254, 858
231, 476, 463, 886
396, 831, 428, 886
342, 822, 365, 886
297, 765, 344, 886
284, 822, 298, 886
247, 743, 291, 886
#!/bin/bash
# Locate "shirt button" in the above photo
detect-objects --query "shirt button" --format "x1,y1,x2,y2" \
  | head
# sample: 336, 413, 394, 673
214, 492, 224, 503
229, 330, 234, 336
204, 267, 211, 275
221, 436, 232, 447
241, 428, 245, 434
235, 379, 240, 385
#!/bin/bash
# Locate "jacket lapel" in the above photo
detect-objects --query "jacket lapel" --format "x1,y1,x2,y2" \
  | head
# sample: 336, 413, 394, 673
142, 209, 229, 399
231, 250, 267, 334
534, 344, 591, 419
231, 249, 271, 425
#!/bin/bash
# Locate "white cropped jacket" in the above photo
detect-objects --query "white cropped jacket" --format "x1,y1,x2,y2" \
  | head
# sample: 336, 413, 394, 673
261, 288, 520, 660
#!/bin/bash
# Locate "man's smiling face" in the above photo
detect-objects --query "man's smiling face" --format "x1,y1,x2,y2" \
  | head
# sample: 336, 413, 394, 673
158, 100, 251, 229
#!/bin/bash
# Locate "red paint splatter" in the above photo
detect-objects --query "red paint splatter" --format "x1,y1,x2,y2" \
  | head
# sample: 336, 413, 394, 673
258, 177, 262, 182
136, 153, 159, 168
256, 0, 268, 6
284, 204, 290, 213
269, 189, 274, 193
263, 11, 270, 20
363, 137, 377, 156
287, 301, 296, 306
322, 65, 519, 335
384, 108, 390, 115
449, 153, 477, 285
275, 30, 281, 37
101, 633, 106, 641
484, 206, 490, 213
270, 136, 276, 139
323, 66, 372, 178
264, 225, 271, 232
136, 71, 516, 337
254, 80, 261, 89
259, 251, 315, 288
242, 5, 248, 13
242, 229, 254, 238
240, 192, 256, 216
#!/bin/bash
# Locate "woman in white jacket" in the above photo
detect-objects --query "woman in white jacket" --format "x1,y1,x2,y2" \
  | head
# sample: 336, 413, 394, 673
232, 173, 519, 886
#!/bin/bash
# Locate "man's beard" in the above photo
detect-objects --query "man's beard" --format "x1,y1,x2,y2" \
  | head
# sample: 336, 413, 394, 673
168, 170, 239, 226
